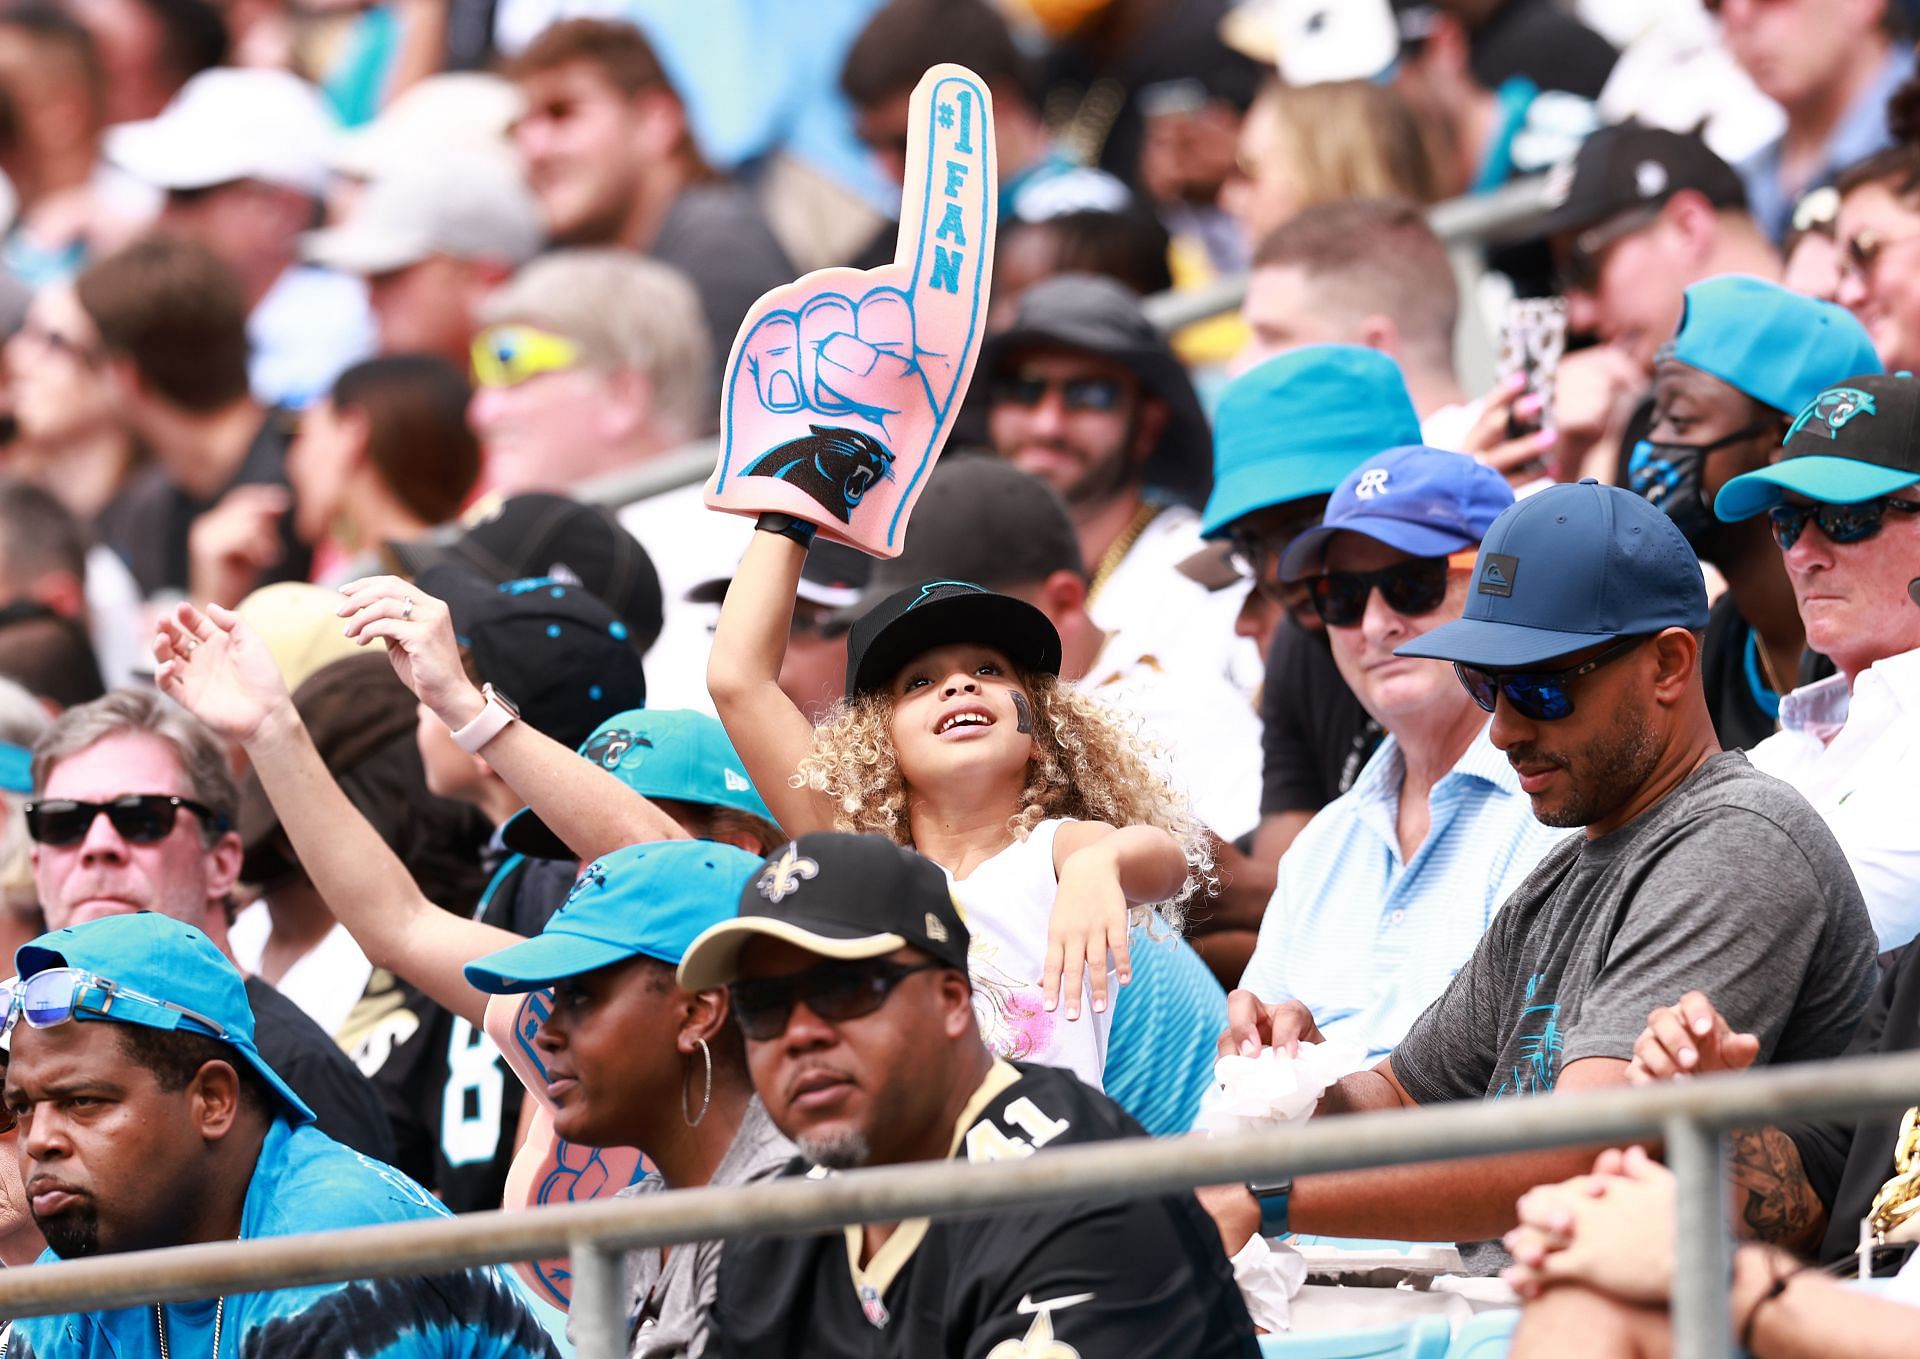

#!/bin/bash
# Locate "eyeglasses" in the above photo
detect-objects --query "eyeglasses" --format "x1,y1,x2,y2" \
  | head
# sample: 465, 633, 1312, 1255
989, 373, 1128, 413
23, 794, 228, 846
471, 325, 582, 389
0, 968, 229, 1042
1453, 634, 1650, 722
728, 957, 943, 1042
1839, 228, 1920, 285
1559, 205, 1664, 293
1308, 555, 1468, 628
1767, 497, 1920, 550
13, 320, 99, 368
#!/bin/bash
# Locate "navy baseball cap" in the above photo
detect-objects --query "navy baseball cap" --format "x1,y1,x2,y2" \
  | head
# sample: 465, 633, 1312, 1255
421, 563, 646, 754
1203, 346, 1423, 538
14, 914, 315, 1125
1668, 276, 1881, 418
677, 833, 970, 990
1396, 480, 1708, 668
1279, 445, 1514, 580
1716, 372, 1920, 520
843, 580, 1061, 699
464, 839, 760, 993
503, 708, 774, 859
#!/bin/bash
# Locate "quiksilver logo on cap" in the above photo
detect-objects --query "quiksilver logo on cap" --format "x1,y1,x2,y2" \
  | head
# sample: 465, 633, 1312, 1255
1479, 553, 1519, 598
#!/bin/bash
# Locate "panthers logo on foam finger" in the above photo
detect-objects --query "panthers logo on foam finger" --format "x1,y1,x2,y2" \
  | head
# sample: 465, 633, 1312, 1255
743, 425, 896, 522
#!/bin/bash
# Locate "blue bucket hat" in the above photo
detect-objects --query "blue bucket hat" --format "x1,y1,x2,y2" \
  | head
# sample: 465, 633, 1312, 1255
1279, 445, 1515, 580
1716, 372, 1920, 520
1668, 275, 1880, 418
503, 709, 774, 860
13, 914, 315, 1125
1201, 346, 1422, 538
464, 840, 759, 993
1396, 480, 1708, 668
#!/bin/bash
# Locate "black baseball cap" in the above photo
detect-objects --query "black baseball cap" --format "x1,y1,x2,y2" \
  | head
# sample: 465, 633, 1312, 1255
1717, 372, 1920, 519
1528, 123, 1747, 242
420, 563, 646, 753
386, 494, 664, 653
835, 456, 1084, 626
676, 832, 970, 989
843, 579, 1062, 700
979, 274, 1212, 510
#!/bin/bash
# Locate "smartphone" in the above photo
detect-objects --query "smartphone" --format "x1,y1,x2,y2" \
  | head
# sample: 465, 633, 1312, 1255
1497, 298, 1569, 440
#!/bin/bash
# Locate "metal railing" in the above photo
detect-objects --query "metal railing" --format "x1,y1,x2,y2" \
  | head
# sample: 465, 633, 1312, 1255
572, 177, 1555, 516
3, 1049, 1918, 1359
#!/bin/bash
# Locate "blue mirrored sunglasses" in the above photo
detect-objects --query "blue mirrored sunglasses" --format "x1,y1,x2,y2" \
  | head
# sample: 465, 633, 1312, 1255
0, 968, 229, 1041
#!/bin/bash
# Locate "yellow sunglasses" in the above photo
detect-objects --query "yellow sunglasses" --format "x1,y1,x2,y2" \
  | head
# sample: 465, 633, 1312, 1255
471, 325, 581, 389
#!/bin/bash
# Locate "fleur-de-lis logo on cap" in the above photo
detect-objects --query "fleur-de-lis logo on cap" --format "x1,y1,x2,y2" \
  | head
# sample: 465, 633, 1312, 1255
757, 845, 819, 903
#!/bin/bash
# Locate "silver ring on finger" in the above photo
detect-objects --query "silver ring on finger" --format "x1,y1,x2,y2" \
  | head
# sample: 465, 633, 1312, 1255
180, 636, 198, 657
401, 597, 415, 621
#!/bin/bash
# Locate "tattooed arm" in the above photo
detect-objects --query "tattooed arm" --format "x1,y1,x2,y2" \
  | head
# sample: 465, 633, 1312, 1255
1728, 1126, 1828, 1254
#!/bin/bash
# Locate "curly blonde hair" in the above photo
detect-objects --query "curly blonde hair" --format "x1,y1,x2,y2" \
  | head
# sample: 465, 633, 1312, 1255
793, 670, 1212, 926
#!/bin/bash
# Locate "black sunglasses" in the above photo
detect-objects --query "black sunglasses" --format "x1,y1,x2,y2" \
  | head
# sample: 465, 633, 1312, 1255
1453, 634, 1650, 722
990, 373, 1128, 413
1309, 557, 1453, 628
729, 957, 943, 1042
1767, 497, 1920, 550
24, 794, 229, 847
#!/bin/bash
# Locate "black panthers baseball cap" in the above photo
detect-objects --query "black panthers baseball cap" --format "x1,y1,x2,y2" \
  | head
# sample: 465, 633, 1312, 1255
1717, 372, 1920, 519
387, 493, 664, 653
1528, 123, 1746, 242
420, 562, 646, 753
835, 456, 1085, 627
843, 579, 1062, 700
676, 832, 970, 989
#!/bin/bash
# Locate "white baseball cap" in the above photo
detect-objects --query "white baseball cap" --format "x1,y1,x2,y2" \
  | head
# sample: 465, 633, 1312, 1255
1221, 0, 1403, 85
330, 73, 525, 182
106, 69, 339, 198
301, 151, 545, 276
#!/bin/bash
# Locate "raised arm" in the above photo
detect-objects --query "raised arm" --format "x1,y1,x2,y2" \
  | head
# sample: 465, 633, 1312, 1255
706, 529, 839, 836
1046, 821, 1187, 1015
154, 601, 515, 1028
336, 576, 690, 862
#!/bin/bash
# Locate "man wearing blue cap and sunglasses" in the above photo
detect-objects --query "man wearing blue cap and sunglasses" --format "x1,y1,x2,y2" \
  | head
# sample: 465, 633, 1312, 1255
1716, 370, 1920, 951
1, 912, 561, 1358
1207, 480, 1875, 1270
1232, 446, 1568, 1063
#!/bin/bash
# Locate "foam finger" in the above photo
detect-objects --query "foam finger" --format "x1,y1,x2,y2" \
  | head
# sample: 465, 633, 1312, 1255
900, 66, 995, 416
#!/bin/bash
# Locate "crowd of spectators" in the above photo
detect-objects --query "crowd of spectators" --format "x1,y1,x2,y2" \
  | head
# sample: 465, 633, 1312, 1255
0, 0, 1913, 1355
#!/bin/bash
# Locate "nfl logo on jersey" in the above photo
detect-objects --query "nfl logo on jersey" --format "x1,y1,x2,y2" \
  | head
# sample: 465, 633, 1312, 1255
859, 1282, 891, 1328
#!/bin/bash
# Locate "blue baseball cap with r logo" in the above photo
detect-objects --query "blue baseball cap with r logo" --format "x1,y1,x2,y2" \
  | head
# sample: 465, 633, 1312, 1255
1395, 480, 1709, 668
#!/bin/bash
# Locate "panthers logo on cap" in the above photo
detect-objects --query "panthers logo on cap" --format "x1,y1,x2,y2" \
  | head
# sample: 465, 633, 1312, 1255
757, 845, 819, 903
1789, 388, 1877, 442
567, 860, 608, 901
744, 424, 895, 522
583, 728, 652, 770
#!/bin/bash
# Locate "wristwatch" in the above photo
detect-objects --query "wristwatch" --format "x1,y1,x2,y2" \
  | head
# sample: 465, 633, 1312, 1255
1247, 1176, 1293, 1239
449, 683, 520, 754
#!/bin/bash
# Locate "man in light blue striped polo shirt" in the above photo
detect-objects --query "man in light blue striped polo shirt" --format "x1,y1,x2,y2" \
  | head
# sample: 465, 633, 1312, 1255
1237, 446, 1568, 1060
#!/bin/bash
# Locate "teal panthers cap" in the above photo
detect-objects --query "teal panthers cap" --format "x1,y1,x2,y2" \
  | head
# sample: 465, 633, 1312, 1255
503, 708, 774, 860
1202, 345, 1422, 537
15, 913, 315, 1125
464, 839, 760, 992
1716, 372, 1920, 520
1669, 275, 1880, 418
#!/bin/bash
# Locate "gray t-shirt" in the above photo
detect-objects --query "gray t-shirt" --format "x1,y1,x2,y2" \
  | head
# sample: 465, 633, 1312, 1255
1392, 752, 1876, 1268
1395, 752, 1875, 1101
616, 1098, 795, 1358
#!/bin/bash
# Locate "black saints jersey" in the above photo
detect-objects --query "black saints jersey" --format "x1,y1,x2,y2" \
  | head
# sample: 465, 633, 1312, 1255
709, 1061, 1259, 1358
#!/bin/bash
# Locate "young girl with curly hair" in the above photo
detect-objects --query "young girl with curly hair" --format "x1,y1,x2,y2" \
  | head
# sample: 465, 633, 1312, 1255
709, 529, 1207, 1091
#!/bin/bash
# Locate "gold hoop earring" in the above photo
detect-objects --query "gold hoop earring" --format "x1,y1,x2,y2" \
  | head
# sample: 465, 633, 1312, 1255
681, 1036, 712, 1128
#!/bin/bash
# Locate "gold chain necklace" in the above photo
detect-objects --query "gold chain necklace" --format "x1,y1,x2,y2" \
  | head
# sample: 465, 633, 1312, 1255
1086, 502, 1164, 607
1868, 1105, 1920, 1240
154, 1295, 223, 1359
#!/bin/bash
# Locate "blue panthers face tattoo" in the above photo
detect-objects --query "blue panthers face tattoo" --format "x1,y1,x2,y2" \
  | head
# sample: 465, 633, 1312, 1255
1011, 691, 1033, 735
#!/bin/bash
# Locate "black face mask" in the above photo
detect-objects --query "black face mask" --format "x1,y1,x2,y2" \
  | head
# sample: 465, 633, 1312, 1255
1628, 420, 1773, 549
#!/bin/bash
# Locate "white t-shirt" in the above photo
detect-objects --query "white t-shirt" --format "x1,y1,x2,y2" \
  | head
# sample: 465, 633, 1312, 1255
229, 901, 374, 1040
944, 818, 1110, 1091
616, 481, 757, 714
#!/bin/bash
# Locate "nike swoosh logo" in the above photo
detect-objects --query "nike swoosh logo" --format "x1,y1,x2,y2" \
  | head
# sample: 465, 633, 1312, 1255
1017, 1292, 1094, 1314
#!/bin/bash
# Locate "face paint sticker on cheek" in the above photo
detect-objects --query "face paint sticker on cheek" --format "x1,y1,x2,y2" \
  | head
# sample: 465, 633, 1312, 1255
1011, 691, 1032, 734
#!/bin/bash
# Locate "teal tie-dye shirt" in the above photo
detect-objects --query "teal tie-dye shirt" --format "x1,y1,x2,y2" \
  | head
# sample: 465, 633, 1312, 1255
11, 1119, 561, 1358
